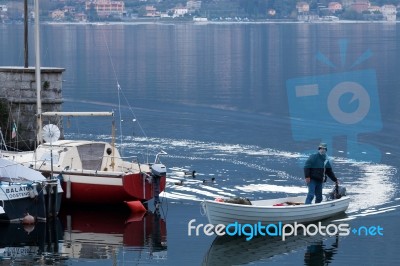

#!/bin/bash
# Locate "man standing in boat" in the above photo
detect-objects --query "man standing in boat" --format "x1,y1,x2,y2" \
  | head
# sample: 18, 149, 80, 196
304, 143, 339, 204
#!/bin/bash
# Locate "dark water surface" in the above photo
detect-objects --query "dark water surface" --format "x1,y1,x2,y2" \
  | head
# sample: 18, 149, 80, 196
1, 22, 400, 265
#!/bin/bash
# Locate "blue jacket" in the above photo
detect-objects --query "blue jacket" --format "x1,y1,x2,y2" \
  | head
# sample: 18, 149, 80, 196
304, 153, 337, 183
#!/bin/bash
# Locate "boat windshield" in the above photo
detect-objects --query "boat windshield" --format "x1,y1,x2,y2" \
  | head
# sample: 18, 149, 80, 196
77, 143, 105, 170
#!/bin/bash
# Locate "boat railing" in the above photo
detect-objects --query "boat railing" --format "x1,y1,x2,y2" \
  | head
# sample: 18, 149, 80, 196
118, 155, 139, 163
100, 155, 143, 172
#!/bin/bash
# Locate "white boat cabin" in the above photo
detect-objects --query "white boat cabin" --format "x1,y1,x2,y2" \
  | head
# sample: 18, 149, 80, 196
2, 140, 147, 174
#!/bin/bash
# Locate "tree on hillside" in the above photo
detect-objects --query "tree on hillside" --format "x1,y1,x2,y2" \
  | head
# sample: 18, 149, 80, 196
238, 0, 268, 18
87, 2, 98, 22
270, 0, 297, 18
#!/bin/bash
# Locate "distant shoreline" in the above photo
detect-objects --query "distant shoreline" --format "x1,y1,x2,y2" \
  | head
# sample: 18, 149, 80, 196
2, 19, 398, 27
40, 19, 399, 26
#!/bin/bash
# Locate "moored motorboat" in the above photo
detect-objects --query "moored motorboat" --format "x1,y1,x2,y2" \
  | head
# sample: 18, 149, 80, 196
2, 140, 166, 205
0, 157, 62, 223
202, 195, 350, 226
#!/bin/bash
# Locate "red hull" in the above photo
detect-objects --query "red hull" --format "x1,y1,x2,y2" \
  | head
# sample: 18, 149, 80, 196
61, 173, 166, 204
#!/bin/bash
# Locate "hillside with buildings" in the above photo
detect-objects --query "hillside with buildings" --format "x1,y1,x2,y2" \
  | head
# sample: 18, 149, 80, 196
0, 0, 399, 23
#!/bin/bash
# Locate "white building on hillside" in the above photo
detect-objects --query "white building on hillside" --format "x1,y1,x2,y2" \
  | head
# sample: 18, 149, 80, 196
173, 7, 188, 17
85, 0, 125, 17
381, 4, 397, 21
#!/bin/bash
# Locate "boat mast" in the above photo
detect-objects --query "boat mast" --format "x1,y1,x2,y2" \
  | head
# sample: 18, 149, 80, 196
24, 0, 28, 68
34, 0, 42, 145
111, 120, 115, 170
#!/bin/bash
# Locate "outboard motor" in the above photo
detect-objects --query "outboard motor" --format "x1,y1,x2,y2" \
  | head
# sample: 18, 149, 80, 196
327, 185, 346, 200
150, 163, 166, 209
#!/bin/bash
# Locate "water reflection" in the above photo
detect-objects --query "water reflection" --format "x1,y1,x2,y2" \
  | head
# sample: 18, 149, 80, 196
202, 215, 345, 266
60, 205, 167, 261
304, 236, 339, 266
0, 219, 64, 263
0, 206, 167, 264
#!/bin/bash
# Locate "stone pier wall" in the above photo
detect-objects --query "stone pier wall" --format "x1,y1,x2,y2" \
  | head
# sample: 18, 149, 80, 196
0, 66, 65, 151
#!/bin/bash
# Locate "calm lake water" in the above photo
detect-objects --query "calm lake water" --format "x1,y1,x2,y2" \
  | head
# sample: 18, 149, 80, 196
1, 21, 400, 265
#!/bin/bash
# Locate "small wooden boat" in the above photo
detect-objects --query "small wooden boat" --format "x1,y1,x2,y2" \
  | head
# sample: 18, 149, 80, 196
202, 195, 350, 226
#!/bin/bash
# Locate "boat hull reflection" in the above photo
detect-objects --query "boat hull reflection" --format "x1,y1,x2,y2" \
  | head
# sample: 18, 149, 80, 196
203, 214, 346, 265
60, 205, 167, 260
0, 219, 64, 262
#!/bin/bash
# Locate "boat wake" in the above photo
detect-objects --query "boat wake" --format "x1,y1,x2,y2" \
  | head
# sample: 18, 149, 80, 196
66, 133, 399, 219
